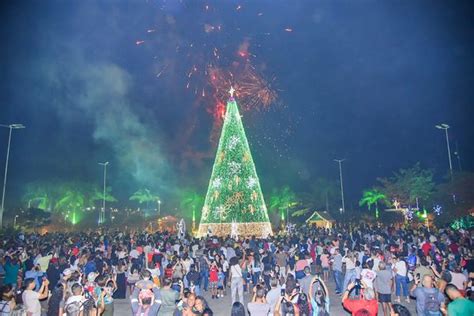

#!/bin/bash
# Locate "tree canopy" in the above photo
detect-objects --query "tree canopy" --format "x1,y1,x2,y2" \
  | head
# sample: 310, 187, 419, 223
377, 163, 435, 206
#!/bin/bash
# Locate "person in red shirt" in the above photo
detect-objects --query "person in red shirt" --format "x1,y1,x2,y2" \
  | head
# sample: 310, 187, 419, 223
421, 239, 432, 257
342, 282, 378, 316
449, 242, 459, 255
209, 261, 219, 299
164, 263, 173, 279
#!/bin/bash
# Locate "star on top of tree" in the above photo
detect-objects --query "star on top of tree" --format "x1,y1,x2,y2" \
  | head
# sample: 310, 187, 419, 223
229, 86, 235, 98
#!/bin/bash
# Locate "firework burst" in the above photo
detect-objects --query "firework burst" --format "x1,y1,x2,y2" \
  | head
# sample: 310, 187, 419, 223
208, 63, 277, 111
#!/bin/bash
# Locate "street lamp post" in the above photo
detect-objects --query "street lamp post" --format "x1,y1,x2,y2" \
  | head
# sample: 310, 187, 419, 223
98, 162, 109, 225
0, 123, 25, 228
158, 200, 161, 217
334, 159, 346, 214
14, 214, 19, 228
435, 123, 453, 179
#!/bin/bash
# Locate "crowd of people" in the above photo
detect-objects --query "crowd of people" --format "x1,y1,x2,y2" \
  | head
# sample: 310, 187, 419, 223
0, 223, 473, 316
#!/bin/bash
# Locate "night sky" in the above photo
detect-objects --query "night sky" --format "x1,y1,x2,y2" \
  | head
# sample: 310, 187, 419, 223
1, 0, 473, 211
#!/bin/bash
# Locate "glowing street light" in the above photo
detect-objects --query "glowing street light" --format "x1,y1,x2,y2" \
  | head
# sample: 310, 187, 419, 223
334, 159, 346, 214
0, 123, 25, 228
98, 161, 109, 225
158, 200, 161, 217
435, 123, 453, 179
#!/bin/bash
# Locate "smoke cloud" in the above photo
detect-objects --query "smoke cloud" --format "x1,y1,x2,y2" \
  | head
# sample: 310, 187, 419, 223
37, 49, 174, 193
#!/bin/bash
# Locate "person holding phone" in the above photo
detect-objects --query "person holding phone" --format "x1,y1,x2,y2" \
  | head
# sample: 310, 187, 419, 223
247, 285, 271, 316
413, 257, 435, 287
342, 281, 378, 316
309, 275, 330, 316
274, 281, 300, 316
22, 277, 49, 316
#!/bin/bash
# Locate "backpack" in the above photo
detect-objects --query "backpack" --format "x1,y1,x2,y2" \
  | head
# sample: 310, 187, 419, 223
423, 289, 441, 316
0, 301, 10, 316
65, 300, 83, 316
407, 254, 417, 271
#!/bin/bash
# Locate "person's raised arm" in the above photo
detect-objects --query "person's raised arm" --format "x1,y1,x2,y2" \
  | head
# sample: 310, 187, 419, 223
430, 263, 441, 279
319, 277, 329, 296
342, 282, 355, 302
309, 276, 316, 302
273, 297, 283, 316
240, 256, 246, 269
179, 279, 184, 299
409, 275, 419, 296
38, 279, 49, 300
251, 284, 258, 302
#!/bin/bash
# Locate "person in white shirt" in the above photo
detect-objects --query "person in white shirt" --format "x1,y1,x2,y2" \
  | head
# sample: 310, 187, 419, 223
22, 277, 49, 316
230, 256, 245, 304
342, 251, 356, 292
360, 259, 377, 289
449, 266, 468, 291
393, 256, 410, 303
64, 283, 87, 315
129, 248, 139, 260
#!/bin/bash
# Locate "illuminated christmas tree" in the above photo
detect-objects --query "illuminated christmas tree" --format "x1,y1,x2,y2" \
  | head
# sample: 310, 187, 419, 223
197, 88, 272, 237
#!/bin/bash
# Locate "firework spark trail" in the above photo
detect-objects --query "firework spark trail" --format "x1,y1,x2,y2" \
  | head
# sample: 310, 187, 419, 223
133, 1, 286, 167
208, 64, 277, 111
137, 1, 279, 111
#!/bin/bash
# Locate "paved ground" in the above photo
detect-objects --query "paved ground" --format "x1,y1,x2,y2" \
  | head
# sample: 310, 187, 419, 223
114, 275, 418, 315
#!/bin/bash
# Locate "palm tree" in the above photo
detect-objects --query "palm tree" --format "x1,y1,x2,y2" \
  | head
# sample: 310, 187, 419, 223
55, 190, 87, 225
23, 181, 59, 211
129, 188, 160, 211
25, 193, 50, 211
269, 186, 299, 222
359, 188, 388, 219
91, 186, 117, 203
180, 189, 205, 230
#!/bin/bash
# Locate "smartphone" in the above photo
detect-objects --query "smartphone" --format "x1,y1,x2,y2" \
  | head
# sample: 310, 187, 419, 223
280, 288, 285, 296
416, 273, 421, 279
355, 279, 361, 288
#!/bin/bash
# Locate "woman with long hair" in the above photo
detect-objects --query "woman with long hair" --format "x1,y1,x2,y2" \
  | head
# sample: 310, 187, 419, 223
229, 256, 245, 304
393, 255, 410, 303
113, 260, 127, 299
296, 293, 311, 316
230, 302, 246, 316
0, 285, 16, 315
